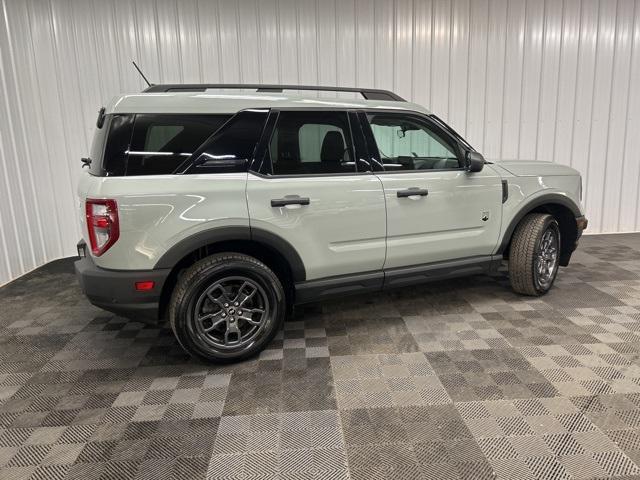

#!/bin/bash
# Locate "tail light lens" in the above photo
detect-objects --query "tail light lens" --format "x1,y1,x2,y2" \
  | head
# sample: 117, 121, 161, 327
85, 199, 119, 256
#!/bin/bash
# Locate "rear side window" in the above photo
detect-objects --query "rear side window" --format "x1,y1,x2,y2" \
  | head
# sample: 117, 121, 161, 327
267, 111, 355, 175
183, 110, 269, 174
126, 115, 230, 176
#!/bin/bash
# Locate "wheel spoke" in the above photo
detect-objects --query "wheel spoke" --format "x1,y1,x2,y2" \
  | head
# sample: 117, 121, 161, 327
202, 316, 226, 332
238, 308, 265, 326
193, 276, 269, 350
224, 320, 242, 345
205, 292, 225, 308
238, 316, 259, 326
210, 284, 234, 303
535, 226, 559, 286
235, 282, 257, 307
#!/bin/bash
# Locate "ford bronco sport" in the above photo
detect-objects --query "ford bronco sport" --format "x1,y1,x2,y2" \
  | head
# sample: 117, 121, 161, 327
75, 84, 588, 363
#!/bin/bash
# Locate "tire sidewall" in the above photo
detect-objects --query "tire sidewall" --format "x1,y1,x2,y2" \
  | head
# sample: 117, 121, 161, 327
532, 217, 561, 294
172, 258, 284, 362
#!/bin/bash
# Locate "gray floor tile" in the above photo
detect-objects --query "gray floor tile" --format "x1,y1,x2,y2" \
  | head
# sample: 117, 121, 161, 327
3, 235, 640, 478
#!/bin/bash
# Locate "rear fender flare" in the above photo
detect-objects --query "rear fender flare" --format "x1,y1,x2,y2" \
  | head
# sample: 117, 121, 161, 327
154, 226, 306, 281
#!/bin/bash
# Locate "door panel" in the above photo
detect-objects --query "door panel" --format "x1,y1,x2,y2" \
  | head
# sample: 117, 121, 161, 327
247, 174, 386, 280
377, 168, 503, 269
362, 110, 503, 269
247, 110, 386, 281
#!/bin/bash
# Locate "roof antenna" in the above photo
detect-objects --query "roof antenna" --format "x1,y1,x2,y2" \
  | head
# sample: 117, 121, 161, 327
132, 61, 152, 88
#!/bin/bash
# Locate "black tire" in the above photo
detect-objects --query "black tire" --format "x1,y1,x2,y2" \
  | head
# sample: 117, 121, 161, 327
508, 213, 561, 296
169, 253, 285, 363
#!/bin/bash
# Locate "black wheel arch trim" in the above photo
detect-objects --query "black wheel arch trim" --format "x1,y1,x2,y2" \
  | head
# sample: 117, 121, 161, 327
497, 193, 582, 255
153, 225, 307, 282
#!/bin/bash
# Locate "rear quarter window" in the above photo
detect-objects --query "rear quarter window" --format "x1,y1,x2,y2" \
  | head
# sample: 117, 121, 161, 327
88, 114, 232, 176
126, 114, 230, 176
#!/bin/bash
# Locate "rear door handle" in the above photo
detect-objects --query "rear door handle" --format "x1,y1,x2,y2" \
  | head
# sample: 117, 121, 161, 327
270, 196, 311, 207
397, 188, 429, 198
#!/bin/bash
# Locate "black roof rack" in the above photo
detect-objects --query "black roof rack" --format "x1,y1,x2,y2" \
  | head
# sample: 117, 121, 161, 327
142, 84, 406, 102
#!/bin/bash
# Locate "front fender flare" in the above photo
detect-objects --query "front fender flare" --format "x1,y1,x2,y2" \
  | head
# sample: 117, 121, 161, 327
497, 193, 582, 255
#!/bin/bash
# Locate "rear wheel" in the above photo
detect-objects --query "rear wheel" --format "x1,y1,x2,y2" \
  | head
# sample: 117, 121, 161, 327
508, 213, 561, 296
169, 253, 285, 363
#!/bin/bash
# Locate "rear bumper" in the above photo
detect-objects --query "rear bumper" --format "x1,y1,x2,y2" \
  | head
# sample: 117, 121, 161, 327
74, 241, 170, 320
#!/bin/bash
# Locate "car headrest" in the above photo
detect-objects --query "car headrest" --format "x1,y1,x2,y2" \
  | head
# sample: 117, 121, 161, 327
320, 131, 345, 163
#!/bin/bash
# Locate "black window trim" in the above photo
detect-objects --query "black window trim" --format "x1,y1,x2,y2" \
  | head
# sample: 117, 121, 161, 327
249, 108, 374, 179
361, 109, 469, 174
88, 113, 112, 176
101, 113, 136, 177
173, 109, 263, 174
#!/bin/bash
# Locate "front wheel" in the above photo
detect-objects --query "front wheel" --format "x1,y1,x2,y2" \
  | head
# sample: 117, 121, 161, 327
169, 253, 285, 363
508, 213, 561, 296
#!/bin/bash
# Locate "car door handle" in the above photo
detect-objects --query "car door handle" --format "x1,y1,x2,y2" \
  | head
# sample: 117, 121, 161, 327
397, 188, 429, 198
270, 196, 311, 207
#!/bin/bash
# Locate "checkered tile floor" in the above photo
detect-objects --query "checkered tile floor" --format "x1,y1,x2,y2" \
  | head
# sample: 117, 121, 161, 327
3, 234, 640, 479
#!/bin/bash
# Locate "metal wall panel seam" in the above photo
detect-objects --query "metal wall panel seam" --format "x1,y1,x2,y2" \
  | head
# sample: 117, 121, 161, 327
598, 0, 620, 230
568, 0, 583, 171
0, 120, 22, 278
194, 0, 204, 82
1, 0, 46, 266
583, 0, 602, 224
23, 0, 64, 258
0, 11, 34, 272
47, 0, 82, 246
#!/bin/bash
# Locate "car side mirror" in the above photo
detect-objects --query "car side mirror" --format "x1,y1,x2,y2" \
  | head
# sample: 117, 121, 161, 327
466, 151, 485, 172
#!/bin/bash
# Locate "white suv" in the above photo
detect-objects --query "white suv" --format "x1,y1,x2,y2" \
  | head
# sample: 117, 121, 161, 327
75, 84, 588, 363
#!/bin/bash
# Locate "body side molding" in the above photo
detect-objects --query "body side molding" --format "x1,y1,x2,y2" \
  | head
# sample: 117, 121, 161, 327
294, 255, 501, 305
383, 255, 502, 288
294, 271, 384, 304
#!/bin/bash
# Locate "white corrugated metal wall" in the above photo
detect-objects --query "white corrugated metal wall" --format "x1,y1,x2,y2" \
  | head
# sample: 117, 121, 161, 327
0, 0, 639, 285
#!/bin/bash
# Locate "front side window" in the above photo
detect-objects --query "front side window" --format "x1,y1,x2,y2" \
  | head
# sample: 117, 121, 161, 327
367, 113, 461, 171
126, 114, 230, 175
268, 111, 355, 175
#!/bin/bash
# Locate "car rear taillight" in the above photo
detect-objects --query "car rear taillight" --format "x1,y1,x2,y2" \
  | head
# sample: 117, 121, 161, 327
85, 199, 119, 256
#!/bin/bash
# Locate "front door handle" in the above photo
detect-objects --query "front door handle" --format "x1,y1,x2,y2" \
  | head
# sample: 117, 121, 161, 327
397, 188, 429, 198
271, 195, 311, 207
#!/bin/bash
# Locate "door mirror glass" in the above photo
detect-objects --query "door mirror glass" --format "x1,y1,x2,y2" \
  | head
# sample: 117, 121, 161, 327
466, 151, 485, 172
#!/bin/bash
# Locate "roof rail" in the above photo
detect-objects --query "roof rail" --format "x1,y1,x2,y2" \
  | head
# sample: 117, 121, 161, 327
142, 84, 406, 102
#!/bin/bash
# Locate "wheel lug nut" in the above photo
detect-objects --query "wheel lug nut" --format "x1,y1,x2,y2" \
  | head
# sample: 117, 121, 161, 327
221, 313, 226, 317
234, 302, 239, 306
224, 303, 229, 307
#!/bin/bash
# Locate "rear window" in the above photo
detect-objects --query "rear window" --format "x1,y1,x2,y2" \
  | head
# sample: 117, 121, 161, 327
89, 114, 231, 176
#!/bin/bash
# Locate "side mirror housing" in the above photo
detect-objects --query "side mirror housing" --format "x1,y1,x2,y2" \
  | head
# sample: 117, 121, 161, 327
466, 151, 485, 172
